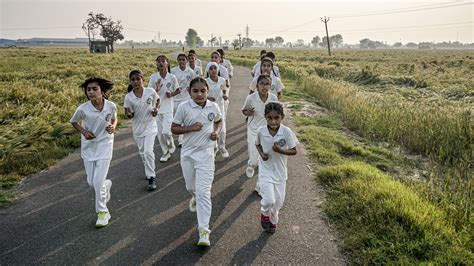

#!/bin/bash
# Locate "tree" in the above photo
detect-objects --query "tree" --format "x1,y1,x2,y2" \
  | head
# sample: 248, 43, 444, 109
84, 12, 124, 53
294, 39, 305, 47
208, 36, 217, 47
232, 39, 240, 50
265, 38, 275, 47
274, 36, 284, 47
185, 28, 201, 48
321, 36, 329, 48
311, 36, 320, 48
393, 42, 403, 48
242, 37, 254, 48
406, 42, 418, 48
330, 34, 343, 48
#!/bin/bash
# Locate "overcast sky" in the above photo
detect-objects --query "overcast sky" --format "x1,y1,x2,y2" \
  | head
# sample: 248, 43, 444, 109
1, 0, 472, 44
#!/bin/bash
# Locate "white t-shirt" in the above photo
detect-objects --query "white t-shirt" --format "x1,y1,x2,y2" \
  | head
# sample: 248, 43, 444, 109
148, 72, 179, 114
173, 99, 222, 155
171, 66, 196, 101
241, 92, 278, 132
70, 99, 117, 161
256, 124, 299, 183
206, 76, 227, 111
188, 64, 202, 77
249, 75, 285, 97
124, 88, 159, 138
252, 61, 280, 77
220, 59, 234, 77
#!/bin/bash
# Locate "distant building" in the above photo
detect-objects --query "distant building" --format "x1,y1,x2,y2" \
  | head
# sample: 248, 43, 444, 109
14, 38, 89, 47
90, 40, 108, 53
0, 38, 16, 47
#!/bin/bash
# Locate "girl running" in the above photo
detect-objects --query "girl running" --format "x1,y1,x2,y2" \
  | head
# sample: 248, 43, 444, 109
242, 74, 278, 190
70, 76, 117, 227
205, 62, 229, 158
171, 77, 223, 247
249, 57, 284, 100
148, 55, 180, 162
256, 102, 299, 233
188, 51, 203, 77
124, 69, 160, 191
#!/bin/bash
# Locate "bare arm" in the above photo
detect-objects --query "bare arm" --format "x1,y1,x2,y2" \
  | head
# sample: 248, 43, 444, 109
71, 122, 95, 140
256, 144, 269, 161
171, 122, 203, 135
273, 144, 297, 156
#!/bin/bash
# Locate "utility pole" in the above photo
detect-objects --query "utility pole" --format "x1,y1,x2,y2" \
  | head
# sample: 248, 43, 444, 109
237, 33, 242, 50
245, 24, 249, 39
321, 16, 331, 56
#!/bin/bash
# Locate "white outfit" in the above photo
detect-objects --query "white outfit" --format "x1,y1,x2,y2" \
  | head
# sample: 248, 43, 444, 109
173, 99, 222, 233
188, 64, 203, 77
171, 66, 196, 110
206, 76, 227, 149
249, 75, 284, 97
220, 59, 234, 78
241, 92, 278, 167
148, 72, 179, 154
124, 88, 159, 178
256, 124, 299, 224
70, 99, 117, 213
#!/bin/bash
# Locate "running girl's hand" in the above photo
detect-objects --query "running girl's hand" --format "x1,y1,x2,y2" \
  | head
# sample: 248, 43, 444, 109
155, 79, 162, 91
166, 91, 172, 98
151, 108, 158, 117
244, 107, 254, 116
125, 107, 134, 118
189, 122, 203, 132
223, 95, 228, 101
208, 96, 216, 102
260, 152, 269, 161
105, 123, 115, 134
210, 131, 218, 141
273, 142, 283, 153
82, 130, 95, 140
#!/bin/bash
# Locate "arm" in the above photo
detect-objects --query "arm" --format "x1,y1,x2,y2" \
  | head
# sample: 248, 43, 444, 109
105, 118, 117, 134
256, 144, 269, 161
171, 122, 203, 135
71, 122, 95, 140
210, 119, 222, 141
242, 107, 254, 116
272, 144, 297, 156
277, 91, 282, 100
166, 87, 181, 98
124, 107, 134, 119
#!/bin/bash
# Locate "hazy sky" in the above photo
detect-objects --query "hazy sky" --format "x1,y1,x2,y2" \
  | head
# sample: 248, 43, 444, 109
1, 0, 472, 44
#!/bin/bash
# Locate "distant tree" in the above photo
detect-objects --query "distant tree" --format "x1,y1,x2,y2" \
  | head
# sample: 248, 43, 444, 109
208, 36, 217, 47
294, 39, 305, 47
311, 36, 321, 48
265, 38, 275, 47
275, 36, 284, 47
321, 36, 329, 48
330, 34, 343, 48
232, 39, 240, 50
185, 28, 201, 48
393, 42, 403, 48
242, 37, 254, 48
84, 12, 124, 53
406, 42, 418, 48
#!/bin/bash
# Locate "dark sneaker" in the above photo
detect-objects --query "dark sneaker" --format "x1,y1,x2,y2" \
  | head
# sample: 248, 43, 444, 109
261, 214, 271, 230
147, 177, 156, 191
268, 222, 277, 233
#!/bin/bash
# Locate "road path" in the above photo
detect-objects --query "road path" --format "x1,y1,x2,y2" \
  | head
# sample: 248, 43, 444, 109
0, 64, 344, 264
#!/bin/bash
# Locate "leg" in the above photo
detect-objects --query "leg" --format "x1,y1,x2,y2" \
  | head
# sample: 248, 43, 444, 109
270, 182, 287, 225
194, 150, 215, 233
156, 115, 168, 155
142, 134, 156, 178
181, 155, 196, 196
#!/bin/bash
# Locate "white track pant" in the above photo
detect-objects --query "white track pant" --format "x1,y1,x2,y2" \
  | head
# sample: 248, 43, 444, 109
247, 128, 258, 167
218, 107, 227, 149
260, 180, 286, 225
157, 113, 174, 154
134, 133, 156, 178
181, 148, 215, 233
84, 159, 111, 213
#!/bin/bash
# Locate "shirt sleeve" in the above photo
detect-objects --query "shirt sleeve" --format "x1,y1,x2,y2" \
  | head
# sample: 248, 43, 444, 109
172, 103, 185, 125
249, 77, 257, 92
123, 94, 132, 110
227, 60, 234, 76
147, 74, 155, 89
70, 106, 83, 123
275, 77, 284, 92
111, 102, 118, 121
255, 129, 262, 145
172, 76, 179, 92
214, 103, 223, 123
286, 127, 299, 149
241, 95, 252, 111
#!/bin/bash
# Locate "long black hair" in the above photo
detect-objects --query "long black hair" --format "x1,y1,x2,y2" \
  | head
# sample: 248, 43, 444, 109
80, 76, 113, 99
156, 55, 171, 73
127, 69, 144, 93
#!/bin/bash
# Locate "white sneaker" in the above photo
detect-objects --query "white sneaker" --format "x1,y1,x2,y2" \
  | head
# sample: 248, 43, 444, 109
220, 148, 229, 158
197, 229, 210, 247
95, 211, 111, 228
189, 196, 196, 212
246, 166, 254, 178
168, 141, 176, 154
160, 152, 171, 162
104, 180, 112, 203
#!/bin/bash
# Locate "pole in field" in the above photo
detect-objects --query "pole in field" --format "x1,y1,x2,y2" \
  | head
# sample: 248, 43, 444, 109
321, 16, 331, 56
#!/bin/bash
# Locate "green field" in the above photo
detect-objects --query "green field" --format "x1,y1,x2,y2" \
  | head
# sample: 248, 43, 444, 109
0, 47, 472, 263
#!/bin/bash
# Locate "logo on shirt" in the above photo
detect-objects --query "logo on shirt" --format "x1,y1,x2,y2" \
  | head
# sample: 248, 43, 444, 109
147, 97, 152, 104
105, 113, 112, 122
277, 138, 286, 147
271, 84, 276, 91
186, 75, 192, 81
208, 112, 215, 121
166, 82, 171, 88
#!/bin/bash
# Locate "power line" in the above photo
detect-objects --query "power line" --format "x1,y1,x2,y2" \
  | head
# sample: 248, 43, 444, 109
0, 26, 79, 31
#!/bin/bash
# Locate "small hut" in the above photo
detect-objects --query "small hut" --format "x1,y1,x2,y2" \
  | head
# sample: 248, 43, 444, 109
90, 41, 108, 53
